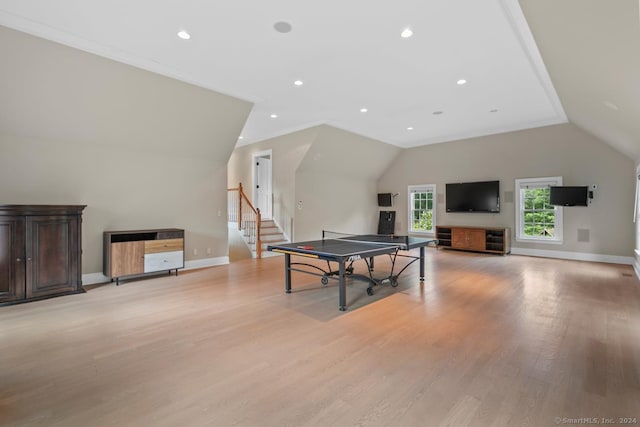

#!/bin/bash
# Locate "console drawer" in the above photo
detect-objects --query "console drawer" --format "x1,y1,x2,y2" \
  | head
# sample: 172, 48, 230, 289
144, 250, 184, 273
145, 238, 184, 254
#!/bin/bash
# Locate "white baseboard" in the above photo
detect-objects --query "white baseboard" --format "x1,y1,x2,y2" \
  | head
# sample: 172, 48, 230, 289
81, 256, 230, 286
82, 272, 110, 285
511, 247, 634, 265
271, 217, 290, 242
633, 250, 640, 280
184, 256, 229, 270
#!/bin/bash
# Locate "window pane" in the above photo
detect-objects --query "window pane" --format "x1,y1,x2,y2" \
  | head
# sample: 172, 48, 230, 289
518, 181, 558, 241
408, 186, 436, 233
524, 196, 534, 210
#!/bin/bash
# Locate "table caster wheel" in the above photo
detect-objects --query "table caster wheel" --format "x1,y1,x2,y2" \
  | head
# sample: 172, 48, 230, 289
321, 276, 328, 285
391, 277, 399, 287
366, 287, 374, 296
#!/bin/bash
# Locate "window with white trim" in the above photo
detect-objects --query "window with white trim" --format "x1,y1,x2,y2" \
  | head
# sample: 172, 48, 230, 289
408, 185, 436, 234
515, 177, 563, 243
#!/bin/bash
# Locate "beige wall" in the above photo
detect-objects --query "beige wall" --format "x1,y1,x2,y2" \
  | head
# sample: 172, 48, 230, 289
294, 126, 401, 241
0, 26, 253, 278
379, 123, 635, 258
229, 125, 401, 242
228, 128, 316, 239
294, 171, 379, 241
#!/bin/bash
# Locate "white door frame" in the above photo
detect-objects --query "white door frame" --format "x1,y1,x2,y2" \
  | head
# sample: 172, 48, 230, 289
252, 149, 273, 219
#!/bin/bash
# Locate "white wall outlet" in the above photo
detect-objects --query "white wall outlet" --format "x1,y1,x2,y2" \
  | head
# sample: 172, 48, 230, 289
297, 200, 303, 210
206, 247, 211, 255
217, 210, 222, 217
193, 248, 198, 255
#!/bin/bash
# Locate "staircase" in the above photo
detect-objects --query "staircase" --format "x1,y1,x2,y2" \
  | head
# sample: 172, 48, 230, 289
250, 219, 288, 257
228, 182, 289, 258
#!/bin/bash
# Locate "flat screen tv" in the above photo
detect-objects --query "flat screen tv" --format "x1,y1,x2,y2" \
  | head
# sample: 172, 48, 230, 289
377, 193, 393, 207
446, 180, 500, 213
549, 186, 589, 206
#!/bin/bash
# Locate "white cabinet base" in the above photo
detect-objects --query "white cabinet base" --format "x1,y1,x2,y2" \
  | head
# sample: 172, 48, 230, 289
144, 250, 184, 273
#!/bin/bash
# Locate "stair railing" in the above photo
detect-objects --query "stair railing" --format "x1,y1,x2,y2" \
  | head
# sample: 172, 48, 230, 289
227, 182, 262, 258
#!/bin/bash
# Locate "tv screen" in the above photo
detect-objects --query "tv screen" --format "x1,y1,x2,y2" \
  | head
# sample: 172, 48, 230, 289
549, 186, 589, 206
377, 193, 393, 207
446, 180, 500, 213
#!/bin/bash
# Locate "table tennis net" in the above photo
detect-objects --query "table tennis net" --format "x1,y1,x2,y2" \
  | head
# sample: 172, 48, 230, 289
322, 230, 410, 246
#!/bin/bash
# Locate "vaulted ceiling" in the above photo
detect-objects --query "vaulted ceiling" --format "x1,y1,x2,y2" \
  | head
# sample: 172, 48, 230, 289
0, 0, 637, 161
520, 0, 640, 162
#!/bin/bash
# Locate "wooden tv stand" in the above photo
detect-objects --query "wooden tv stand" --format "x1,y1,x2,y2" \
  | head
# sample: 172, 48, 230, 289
436, 226, 510, 255
103, 228, 184, 285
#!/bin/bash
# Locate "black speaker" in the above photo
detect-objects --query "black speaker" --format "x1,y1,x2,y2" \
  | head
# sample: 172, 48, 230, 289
377, 211, 396, 235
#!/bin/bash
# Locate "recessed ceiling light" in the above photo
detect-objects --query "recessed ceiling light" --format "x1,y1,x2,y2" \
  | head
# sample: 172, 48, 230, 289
360, 108, 368, 113
604, 101, 619, 111
457, 79, 467, 85
177, 30, 191, 40
489, 109, 499, 113
407, 127, 414, 130
270, 114, 278, 118
432, 111, 443, 115
274, 21, 293, 33
238, 136, 244, 139
294, 80, 303, 86
401, 28, 413, 38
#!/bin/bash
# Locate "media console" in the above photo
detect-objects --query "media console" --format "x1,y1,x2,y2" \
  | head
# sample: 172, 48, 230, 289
436, 226, 510, 255
103, 228, 184, 285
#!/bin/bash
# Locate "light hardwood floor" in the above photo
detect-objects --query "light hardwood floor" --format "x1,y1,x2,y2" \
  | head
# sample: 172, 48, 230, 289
1, 249, 639, 427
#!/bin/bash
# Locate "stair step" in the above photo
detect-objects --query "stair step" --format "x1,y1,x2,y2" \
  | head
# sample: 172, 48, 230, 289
235, 217, 289, 258
261, 233, 286, 243
254, 241, 288, 250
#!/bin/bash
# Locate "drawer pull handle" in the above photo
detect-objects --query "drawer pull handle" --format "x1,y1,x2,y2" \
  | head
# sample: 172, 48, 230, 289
16, 257, 21, 262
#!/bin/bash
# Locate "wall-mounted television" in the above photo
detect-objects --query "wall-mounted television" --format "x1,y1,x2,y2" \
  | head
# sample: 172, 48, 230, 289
549, 186, 589, 206
446, 180, 500, 213
377, 193, 393, 207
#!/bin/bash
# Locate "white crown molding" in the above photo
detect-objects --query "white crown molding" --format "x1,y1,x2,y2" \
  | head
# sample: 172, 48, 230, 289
497, 0, 568, 122
0, 11, 256, 103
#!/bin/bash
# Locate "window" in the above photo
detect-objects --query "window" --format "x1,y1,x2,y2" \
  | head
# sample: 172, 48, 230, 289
515, 177, 563, 243
408, 185, 436, 234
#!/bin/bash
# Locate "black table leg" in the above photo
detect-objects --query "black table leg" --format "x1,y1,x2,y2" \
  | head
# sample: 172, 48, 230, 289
285, 253, 292, 293
339, 261, 346, 311
419, 246, 425, 281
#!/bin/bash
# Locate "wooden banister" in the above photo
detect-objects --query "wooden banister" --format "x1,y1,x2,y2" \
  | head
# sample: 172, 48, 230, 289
227, 182, 262, 259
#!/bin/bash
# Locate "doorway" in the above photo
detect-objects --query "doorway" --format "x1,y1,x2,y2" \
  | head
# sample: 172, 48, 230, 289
252, 150, 272, 219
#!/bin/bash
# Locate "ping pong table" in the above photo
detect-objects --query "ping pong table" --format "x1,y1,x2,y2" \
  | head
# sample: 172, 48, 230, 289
267, 232, 437, 311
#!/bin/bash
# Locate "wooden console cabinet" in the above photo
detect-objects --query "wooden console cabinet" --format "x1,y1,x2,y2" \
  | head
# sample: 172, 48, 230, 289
436, 226, 510, 255
103, 228, 184, 285
0, 205, 86, 305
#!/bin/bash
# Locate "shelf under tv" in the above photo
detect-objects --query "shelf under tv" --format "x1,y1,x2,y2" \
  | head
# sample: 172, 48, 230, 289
436, 226, 510, 255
